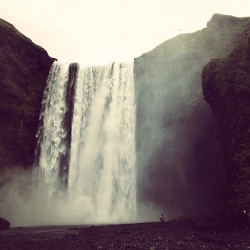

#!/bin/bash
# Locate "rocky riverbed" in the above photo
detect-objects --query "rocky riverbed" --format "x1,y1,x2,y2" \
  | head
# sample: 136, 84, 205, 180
0, 220, 249, 249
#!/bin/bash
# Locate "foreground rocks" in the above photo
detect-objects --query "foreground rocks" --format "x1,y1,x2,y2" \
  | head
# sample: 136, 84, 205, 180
0, 217, 10, 229
0, 221, 249, 249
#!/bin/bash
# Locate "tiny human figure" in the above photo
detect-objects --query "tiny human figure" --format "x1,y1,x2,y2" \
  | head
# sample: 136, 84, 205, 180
243, 209, 249, 223
160, 213, 165, 226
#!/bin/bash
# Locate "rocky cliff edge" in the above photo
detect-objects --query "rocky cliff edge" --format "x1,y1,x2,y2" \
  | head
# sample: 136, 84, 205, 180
202, 27, 250, 215
0, 18, 55, 169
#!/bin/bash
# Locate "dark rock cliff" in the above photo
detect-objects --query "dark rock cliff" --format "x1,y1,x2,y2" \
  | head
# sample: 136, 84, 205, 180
202, 31, 250, 215
134, 14, 250, 218
0, 18, 55, 169
1, 14, 249, 220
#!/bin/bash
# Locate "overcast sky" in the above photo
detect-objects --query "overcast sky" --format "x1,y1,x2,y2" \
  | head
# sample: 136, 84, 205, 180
0, 0, 249, 65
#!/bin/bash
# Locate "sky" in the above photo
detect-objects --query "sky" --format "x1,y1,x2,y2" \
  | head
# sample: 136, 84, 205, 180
0, 0, 249, 65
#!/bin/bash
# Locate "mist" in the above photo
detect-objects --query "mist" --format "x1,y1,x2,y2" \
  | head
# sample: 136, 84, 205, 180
0, 168, 92, 226
133, 16, 243, 219
1, 14, 248, 227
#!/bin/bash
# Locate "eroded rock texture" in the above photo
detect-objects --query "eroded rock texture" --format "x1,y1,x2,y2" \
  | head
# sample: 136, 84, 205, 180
202, 33, 250, 215
134, 14, 250, 217
0, 14, 249, 219
0, 18, 54, 169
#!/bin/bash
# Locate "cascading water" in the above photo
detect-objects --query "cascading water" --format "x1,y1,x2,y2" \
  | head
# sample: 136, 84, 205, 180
36, 61, 136, 223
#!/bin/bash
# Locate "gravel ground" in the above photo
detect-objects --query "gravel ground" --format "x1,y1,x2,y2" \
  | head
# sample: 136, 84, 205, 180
0, 221, 249, 249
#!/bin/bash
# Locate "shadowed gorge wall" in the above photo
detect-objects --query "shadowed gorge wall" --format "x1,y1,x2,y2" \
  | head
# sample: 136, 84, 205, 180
202, 34, 250, 215
0, 18, 55, 169
134, 14, 250, 218
0, 14, 250, 224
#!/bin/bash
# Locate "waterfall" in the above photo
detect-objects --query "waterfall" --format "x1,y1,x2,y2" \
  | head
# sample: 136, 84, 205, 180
36, 61, 136, 223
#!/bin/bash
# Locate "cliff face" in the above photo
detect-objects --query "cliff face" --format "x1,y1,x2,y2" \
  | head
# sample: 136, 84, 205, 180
202, 34, 250, 214
134, 14, 250, 218
0, 18, 54, 169
1, 14, 249, 219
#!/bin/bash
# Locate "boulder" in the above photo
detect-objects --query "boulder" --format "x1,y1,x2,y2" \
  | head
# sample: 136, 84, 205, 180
0, 217, 10, 229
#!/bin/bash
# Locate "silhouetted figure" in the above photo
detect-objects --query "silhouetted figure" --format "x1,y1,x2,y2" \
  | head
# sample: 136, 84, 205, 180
243, 209, 249, 224
160, 213, 165, 226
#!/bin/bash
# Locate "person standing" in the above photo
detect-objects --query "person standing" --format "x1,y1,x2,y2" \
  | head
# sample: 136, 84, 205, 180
160, 213, 165, 226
